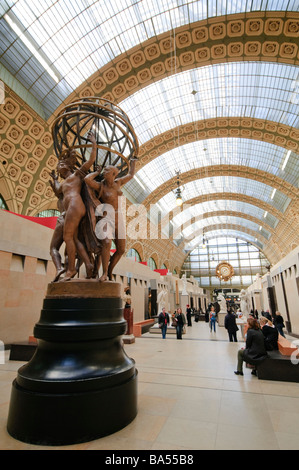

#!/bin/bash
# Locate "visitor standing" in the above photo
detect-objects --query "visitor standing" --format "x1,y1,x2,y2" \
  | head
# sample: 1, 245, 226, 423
210, 306, 217, 333
158, 307, 169, 339
175, 308, 186, 340
273, 311, 286, 338
224, 309, 238, 342
186, 305, 192, 326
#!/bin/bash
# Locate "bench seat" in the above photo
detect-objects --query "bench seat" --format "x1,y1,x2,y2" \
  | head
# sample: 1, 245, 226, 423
277, 334, 299, 357
257, 350, 299, 382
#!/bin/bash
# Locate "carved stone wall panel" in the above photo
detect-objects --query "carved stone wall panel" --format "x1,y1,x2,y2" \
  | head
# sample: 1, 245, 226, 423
79, 87, 94, 98
228, 42, 244, 57
130, 51, 146, 68
19, 171, 33, 188
284, 19, 299, 37
116, 58, 132, 76
39, 168, 51, 183
265, 18, 284, 36
103, 67, 119, 85
144, 43, 161, 61
25, 158, 39, 175
176, 31, 192, 49
15, 186, 27, 202
209, 23, 226, 40
124, 76, 139, 91
6, 124, 24, 144
227, 20, 245, 37
12, 149, 28, 168
40, 132, 52, 149
29, 193, 41, 207
15, 110, 33, 130
7, 163, 21, 182
29, 122, 44, 140
0, 139, 15, 160
245, 19, 264, 36
280, 42, 298, 58
20, 135, 35, 153
34, 181, 46, 195
0, 115, 10, 135
1, 98, 20, 119
90, 76, 106, 94
137, 68, 152, 83
150, 61, 166, 77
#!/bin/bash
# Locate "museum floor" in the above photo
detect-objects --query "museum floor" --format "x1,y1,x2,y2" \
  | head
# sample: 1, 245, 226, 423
1, 320, 299, 451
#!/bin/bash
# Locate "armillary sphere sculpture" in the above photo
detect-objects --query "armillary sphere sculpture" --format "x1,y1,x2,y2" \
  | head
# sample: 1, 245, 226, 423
51, 96, 139, 177
7, 97, 139, 448
49, 97, 139, 282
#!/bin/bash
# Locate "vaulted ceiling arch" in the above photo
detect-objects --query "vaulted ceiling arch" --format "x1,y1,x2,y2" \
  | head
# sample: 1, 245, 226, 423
182, 224, 282, 265
142, 165, 298, 210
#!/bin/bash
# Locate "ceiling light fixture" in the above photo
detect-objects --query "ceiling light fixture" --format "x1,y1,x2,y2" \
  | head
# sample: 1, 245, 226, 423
174, 170, 183, 206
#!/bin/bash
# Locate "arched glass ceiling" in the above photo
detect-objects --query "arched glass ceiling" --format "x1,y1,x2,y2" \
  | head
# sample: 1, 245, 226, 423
171, 200, 279, 230
156, 176, 290, 215
185, 230, 265, 251
121, 62, 299, 143
126, 138, 298, 203
180, 215, 272, 241
1, 1, 298, 117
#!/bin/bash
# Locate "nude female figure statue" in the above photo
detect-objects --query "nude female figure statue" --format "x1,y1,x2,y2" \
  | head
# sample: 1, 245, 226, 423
49, 169, 66, 281
55, 131, 97, 281
84, 158, 136, 281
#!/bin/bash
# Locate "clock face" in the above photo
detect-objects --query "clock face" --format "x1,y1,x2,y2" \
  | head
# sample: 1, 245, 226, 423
216, 262, 234, 281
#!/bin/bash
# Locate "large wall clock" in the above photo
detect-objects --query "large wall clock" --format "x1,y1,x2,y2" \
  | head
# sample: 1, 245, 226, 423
216, 262, 234, 281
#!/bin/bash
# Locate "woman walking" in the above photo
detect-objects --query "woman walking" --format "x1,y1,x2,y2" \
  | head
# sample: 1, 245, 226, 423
175, 308, 186, 340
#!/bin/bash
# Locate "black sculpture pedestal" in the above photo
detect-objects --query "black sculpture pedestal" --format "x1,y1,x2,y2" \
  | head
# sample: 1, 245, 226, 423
7, 280, 138, 446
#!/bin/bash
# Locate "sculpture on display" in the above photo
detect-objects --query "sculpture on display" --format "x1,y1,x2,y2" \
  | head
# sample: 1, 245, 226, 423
49, 97, 139, 282
84, 158, 136, 281
7, 98, 139, 446
181, 273, 188, 295
157, 289, 168, 313
217, 293, 227, 312
240, 289, 251, 316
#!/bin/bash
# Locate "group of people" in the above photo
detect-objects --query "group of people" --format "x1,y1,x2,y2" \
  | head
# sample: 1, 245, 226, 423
235, 312, 286, 376
158, 307, 187, 340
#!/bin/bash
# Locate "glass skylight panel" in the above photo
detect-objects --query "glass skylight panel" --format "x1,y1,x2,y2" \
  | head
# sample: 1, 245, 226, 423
2, 0, 298, 116
120, 63, 299, 145
171, 201, 278, 230
154, 176, 290, 216
129, 138, 299, 202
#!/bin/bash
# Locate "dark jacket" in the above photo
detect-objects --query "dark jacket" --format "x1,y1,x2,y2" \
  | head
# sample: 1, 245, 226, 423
243, 328, 268, 365
224, 312, 238, 333
262, 324, 279, 350
175, 312, 186, 326
274, 315, 285, 327
158, 311, 169, 326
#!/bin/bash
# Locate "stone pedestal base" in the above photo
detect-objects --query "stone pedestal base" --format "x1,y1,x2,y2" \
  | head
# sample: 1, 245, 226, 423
7, 280, 138, 446
217, 311, 227, 327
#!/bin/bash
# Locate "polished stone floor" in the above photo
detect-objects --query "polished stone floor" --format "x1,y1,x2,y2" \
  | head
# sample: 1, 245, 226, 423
1, 320, 299, 450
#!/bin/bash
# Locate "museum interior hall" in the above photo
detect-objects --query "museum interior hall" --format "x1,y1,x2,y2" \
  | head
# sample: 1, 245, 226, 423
1, 0, 299, 451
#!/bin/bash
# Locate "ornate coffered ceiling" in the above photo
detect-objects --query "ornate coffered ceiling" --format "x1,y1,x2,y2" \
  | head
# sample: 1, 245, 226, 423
0, 4, 298, 271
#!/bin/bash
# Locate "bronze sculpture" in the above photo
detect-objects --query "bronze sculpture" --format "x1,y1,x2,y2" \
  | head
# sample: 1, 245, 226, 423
84, 158, 136, 281
51, 131, 97, 281
49, 98, 139, 282
7, 98, 139, 446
